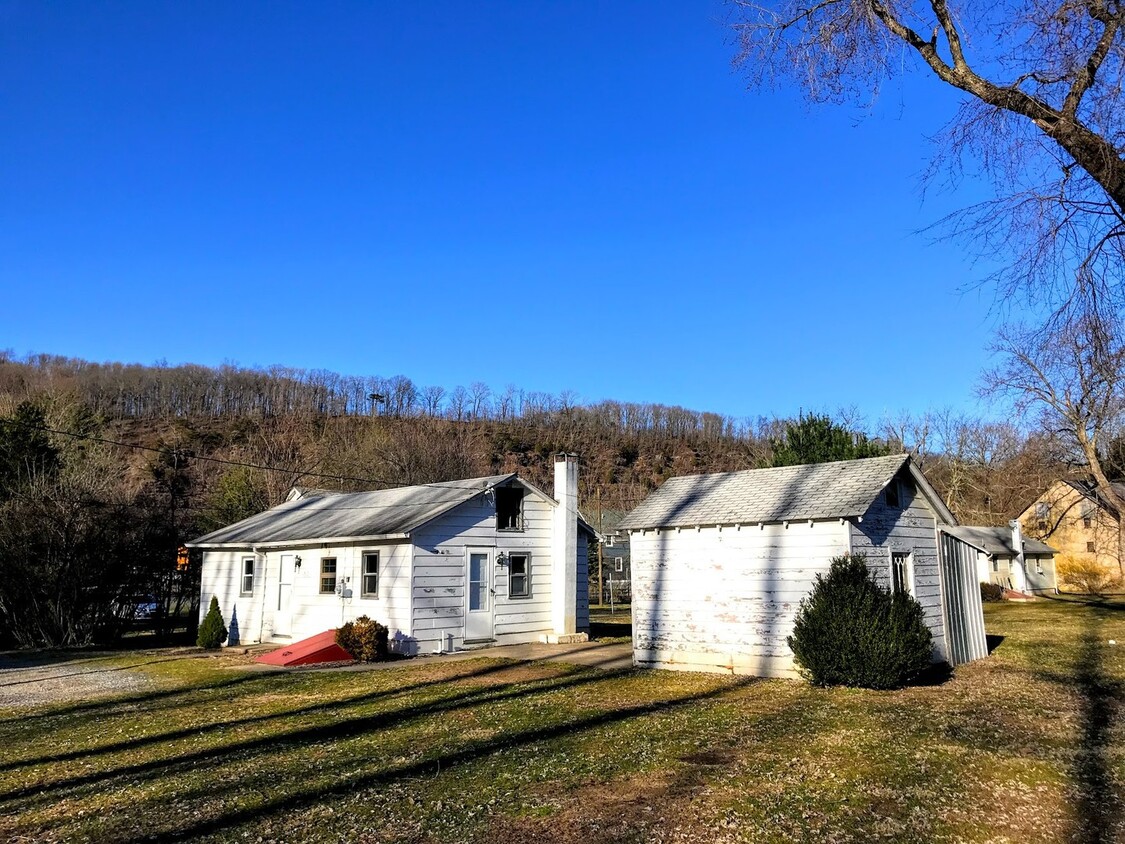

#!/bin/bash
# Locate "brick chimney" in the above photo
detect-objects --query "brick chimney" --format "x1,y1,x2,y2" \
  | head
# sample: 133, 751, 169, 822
551, 453, 578, 636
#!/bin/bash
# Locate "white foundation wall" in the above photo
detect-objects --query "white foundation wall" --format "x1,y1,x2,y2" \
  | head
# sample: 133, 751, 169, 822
630, 521, 851, 678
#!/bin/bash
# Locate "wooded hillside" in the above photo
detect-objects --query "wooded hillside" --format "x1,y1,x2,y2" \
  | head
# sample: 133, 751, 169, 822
0, 352, 1078, 647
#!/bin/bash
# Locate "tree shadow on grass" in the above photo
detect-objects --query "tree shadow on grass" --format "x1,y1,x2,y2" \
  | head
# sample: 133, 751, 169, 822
1036, 610, 1122, 844
129, 674, 755, 844
0, 659, 640, 809
1072, 615, 1122, 844
0, 657, 573, 774
1043, 593, 1125, 612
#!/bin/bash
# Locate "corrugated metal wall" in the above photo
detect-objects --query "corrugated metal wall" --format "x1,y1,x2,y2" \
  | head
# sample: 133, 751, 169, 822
938, 532, 989, 665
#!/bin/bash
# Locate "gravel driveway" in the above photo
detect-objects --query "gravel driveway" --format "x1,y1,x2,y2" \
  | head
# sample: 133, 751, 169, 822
0, 651, 182, 708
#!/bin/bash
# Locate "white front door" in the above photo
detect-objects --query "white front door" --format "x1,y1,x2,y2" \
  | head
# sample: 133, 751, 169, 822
465, 549, 493, 641
276, 554, 294, 636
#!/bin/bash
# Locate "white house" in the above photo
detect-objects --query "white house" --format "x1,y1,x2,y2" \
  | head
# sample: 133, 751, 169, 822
618, 454, 988, 678
187, 454, 591, 654
943, 524, 1057, 594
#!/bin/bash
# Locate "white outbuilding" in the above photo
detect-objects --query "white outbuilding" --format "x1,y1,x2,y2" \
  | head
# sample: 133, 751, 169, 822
618, 454, 988, 677
187, 454, 591, 654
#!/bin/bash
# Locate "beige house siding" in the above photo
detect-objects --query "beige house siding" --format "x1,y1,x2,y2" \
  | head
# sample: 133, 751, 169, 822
1019, 481, 1120, 571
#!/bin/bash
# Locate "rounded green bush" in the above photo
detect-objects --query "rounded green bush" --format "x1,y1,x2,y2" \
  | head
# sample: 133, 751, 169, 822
788, 553, 933, 689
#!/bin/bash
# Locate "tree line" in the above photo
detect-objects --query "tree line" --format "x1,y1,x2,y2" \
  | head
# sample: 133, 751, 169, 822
0, 352, 748, 440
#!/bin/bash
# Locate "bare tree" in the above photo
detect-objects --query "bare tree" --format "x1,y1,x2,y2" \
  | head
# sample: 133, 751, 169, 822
987, 310, 1125, 571
421, 385, 446, 417
447, 386, 469, 422
733, 0, 1125, 315
469, 381, 492, 419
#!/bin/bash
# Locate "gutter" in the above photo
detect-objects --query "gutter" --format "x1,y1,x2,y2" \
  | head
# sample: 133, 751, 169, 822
187, 532, 411, 550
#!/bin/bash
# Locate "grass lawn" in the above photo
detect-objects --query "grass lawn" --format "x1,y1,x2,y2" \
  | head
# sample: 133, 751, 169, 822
2, 598, 1124, 843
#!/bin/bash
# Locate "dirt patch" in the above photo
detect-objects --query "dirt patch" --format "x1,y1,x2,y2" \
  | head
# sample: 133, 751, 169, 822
487, 771, 703, 844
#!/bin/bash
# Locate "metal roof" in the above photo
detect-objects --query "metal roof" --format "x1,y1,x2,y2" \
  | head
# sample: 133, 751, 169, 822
1063, 479, 1125, 509
189, 474, 518, 546
943, 526, 1056, 558
618, 454, 928, 530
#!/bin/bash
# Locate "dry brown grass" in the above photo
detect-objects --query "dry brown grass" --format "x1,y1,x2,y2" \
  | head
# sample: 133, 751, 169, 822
0, 598, 1122, 843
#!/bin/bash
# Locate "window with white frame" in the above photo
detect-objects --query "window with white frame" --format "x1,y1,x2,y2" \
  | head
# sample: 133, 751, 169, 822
241, 557, 254, 595
320, 558, 337, 594
614, 556, 624, 573
361, 551, 379, 598
992, 559, 999, 573
1036, 558, 1044, 575
508, 552, 530, 598
890, 551, 912, 595
1082, 502, 1096, 528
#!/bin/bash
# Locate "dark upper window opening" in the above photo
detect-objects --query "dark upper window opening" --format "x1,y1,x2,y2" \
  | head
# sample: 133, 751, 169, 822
496, 486, 524, 531
884, 480, 901, 509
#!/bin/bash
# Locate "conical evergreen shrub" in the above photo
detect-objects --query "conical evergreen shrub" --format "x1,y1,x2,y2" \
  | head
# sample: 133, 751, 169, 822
788, 553, 933, 689
196, 596, 228, 649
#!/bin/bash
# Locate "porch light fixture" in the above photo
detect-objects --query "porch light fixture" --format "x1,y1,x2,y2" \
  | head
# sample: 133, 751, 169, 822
294, 555, 302, 569
496, 552, 508, 566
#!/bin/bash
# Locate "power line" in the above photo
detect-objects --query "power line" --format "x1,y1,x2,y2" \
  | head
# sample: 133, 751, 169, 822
4, 419, 611, 500
4, 420, 474, 491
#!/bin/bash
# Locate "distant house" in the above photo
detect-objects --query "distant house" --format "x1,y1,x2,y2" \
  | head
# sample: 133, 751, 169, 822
619, 454, 987, 678
187, 454, 592, 654
586, 511, 632, 605
1018, 480, 1122, 573
942, 524, 1057, 594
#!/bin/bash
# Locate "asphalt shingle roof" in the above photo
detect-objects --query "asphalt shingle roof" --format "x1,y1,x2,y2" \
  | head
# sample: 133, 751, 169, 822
944, 526, 1056, 557
618, 454, 912, 530
189, 474, 516, 546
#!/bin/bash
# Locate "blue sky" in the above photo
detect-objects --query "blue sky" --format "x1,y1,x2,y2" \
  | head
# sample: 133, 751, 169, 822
0, 1, 1013, 424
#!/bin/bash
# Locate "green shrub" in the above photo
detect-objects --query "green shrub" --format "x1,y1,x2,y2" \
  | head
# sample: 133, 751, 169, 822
788, 554, 934, 689
196, 596, 228, 649
336, 615, 389, 662
980, 582, 1005, 602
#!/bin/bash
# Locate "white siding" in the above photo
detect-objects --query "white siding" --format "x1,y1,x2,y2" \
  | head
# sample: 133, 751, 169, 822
200, 549, 264, 646
849, 477, 949, 661
630, 521, 851, 677
203, 541, 413, 647
1024, 555, 1057, 593
199, 480, 589, 653
410, 487, 575, 653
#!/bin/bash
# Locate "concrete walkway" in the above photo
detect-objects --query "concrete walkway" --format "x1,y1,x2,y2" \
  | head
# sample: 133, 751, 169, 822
414, 640, 634, 671
247, 639, 635, 673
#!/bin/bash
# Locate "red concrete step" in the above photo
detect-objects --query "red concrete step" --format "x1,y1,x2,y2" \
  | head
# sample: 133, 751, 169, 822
255, 629, 353, 666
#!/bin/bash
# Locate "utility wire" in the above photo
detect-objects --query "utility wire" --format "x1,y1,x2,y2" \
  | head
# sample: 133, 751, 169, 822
4, 419, 602, 498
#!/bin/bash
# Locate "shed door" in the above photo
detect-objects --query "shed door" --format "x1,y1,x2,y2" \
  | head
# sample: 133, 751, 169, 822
465, 549, 493, 642
938, 534, 988, 664
276, 554, 294, 636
